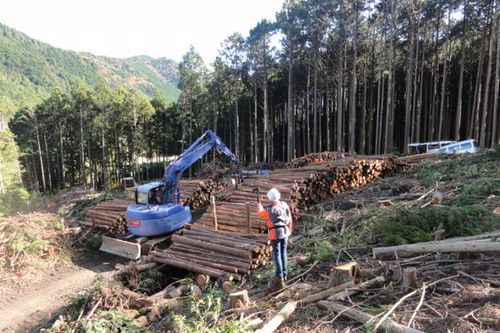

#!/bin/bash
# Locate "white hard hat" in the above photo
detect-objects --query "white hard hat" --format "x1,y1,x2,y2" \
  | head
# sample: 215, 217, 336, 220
267, 188, 281, 201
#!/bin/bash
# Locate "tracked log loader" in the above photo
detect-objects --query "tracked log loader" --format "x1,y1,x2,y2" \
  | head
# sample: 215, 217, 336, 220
100, 130, 239, 259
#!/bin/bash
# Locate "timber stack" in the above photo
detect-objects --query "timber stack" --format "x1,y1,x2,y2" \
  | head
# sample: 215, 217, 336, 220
181, 178, 225, 209
287, 151, 350, 168
80, 199, 132, 233
149, 224, 271, 280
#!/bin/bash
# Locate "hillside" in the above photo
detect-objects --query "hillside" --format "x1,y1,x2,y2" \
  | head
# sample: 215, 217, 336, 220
0, 23, 180, 105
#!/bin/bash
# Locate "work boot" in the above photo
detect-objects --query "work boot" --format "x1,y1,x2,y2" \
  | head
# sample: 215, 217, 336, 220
275, 276, 285, 290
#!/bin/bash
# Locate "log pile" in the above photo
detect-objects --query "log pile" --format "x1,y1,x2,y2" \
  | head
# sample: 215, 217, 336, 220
190, 156, 405, 236
149, 224, 271, 280
80, 199, 132, 233
287, 151, 350, 168
181, 179, 225, 209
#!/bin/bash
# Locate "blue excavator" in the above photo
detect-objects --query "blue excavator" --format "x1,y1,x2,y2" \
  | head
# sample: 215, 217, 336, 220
100, 130, 239, 259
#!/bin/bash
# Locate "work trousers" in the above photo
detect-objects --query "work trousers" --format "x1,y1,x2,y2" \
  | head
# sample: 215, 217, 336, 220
271, 237, 288, 277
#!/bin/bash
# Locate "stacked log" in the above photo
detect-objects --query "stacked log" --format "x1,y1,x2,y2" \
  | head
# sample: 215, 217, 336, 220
80, 199, 132, 233
181, 179, 225, 209
398, 152, 438, 165
197, 201, 267, 234
287, 151, 350, 168
149, 225, 271, 280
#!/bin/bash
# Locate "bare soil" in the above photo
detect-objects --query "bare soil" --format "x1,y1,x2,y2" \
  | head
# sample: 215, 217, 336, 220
0, 253, 123, 333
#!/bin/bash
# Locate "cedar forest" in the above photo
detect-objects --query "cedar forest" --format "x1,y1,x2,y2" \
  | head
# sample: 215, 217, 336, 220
1, 0, 499, 201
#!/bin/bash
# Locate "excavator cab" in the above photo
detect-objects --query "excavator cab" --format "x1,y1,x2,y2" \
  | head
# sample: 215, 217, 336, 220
135, 182, 163, 205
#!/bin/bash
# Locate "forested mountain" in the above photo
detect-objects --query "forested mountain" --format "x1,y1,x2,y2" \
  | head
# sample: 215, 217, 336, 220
3, 0, 500, 197
0, 23, 180, 105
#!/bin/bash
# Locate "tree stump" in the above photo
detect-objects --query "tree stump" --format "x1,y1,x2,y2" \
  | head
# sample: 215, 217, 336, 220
433, 229, 446, 241
195, 274, 210, 289
402, 267, 418, 290
228, 290, 250, 309
431, 191, 443, 205
328, 262, 358, 288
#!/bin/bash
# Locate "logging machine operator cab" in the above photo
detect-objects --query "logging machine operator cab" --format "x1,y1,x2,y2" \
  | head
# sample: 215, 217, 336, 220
135, 182, 164, 205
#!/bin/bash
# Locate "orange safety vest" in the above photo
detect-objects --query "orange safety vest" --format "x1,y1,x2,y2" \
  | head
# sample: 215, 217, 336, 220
257, 202, 293, 240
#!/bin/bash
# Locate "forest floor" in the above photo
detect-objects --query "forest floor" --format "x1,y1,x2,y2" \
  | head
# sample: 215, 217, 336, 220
2, 149, 499, 332
0, 187, 126, 332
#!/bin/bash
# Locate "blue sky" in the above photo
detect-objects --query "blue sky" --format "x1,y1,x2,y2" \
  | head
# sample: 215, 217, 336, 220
0, 0, 283, 63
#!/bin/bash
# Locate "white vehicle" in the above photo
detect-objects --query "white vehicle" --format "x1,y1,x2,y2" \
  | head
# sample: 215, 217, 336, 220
408, 140, 456, 154
437, 139, 480, 154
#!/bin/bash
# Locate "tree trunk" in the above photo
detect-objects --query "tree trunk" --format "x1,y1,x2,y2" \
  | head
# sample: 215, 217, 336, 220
234, 89, 240, 158
492, 12, 500, 147
306, 52, 312, 154
34, 112, 46, 193
404, 15, 415, 153
438, 9, 451, 140
79, 104, 85, 186
101, 127, 107, 190
254, 82, 259, 163
336, 45, 344, 152
480, 19, 495, 147
384, 1, 395, 153
455, 2, 468, 141
287, 48, 294, 162
470, 31, 487, 139
349, 3, 359, 154
59, 126, 65, 188
42, 128, 52, 192
313, 34, 319, 153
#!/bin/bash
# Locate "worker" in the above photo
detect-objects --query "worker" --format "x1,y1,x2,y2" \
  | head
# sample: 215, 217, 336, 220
150, 188, 162, 205
257, 188, 292, 290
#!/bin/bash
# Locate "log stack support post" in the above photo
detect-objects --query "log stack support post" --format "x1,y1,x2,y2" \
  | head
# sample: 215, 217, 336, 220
211, 196, 218, 231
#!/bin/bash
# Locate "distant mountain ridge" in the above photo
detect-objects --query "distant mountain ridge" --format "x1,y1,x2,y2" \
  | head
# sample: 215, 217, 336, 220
0, 22, 180, 106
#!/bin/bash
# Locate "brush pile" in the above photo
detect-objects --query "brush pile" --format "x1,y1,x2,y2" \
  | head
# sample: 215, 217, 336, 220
80, 199, 132, 233
149, 224, 271, 280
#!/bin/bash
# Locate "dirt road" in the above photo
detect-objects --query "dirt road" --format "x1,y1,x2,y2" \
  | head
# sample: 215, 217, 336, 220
0, 254, 123, 333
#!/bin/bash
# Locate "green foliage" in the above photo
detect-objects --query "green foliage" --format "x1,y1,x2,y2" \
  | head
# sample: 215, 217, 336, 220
254, 264, 275, 283
376, 206, 500, 246
309, 240, 335, 263
138, 270, 163, 293
84, 233, 102, 251
0, 187, 30, 214
79, 310, 147, 333
172, 289, 248, 333
408, 148, 500, 188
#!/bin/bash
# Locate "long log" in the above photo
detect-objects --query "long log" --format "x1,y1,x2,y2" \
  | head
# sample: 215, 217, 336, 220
255, 301, 297, 333
150, 254, 240, 280
373, 240, 500, 259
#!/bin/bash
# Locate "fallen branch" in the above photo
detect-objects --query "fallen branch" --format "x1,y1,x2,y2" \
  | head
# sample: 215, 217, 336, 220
300, 281, 354, 305
407, 283, 426, 327
373, 274, 459, 331
328, 276, 385, 301
317, 301, 424, 333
